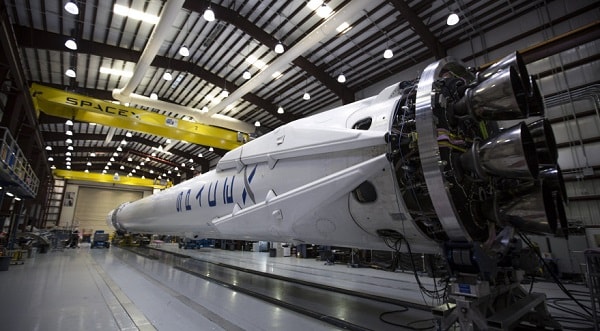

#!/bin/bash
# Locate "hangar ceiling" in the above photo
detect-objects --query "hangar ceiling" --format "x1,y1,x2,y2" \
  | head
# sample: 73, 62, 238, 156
0, 0, 598, 185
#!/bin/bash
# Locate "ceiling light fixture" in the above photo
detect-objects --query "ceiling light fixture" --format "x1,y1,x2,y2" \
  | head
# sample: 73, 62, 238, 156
337, 73, 346, 83
64, 2, 79, 15
128, 157, 133, 162
254, 121, 261, 127
102, 170, 107, 174
303, 91, 311, 100
86, 161, 92, 166
150, 93, 158, 100
203, 6, 215, 21
65, 138, 73, 144
110, 157, 115, 162
242, 70, 251, 80
116, 146, 123, 152
47, 157, 54, 161
65, 157, 72, 162
66, 165, 71, 169
178, 45, 190, 57
65, 119, 74, 126
65, 68, 76, 78
125, 132, 133, 138
274, 41, 285, 54
64, 39, 77, 50
90, 152, 96, 157
66, 152, 72, 156
447, 12, 460, 26
107, 162, 112, 166
84, 169, 89, 173
277, 106, 284, 114
121, 139, 127, 145
66, 161, 71, 166
67, 146, 74, 151
198, 153, 203, 158
120, 165, 125, 170
163, 71, 173, 81
45, 146, 52, 151
208, 147, 214, 152
51, 165, 56, 170
316, 3, 333, 18
383, 48, 393, 59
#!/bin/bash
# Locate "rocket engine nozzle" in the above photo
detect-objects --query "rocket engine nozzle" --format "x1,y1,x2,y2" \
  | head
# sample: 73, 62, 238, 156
527, 119, 558, 166
496, 182, 558, 235
454, 66, 528, 120
460, 122, 539, 179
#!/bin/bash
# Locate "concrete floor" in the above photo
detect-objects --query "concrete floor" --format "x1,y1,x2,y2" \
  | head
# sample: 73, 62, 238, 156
0, 243, 595, 330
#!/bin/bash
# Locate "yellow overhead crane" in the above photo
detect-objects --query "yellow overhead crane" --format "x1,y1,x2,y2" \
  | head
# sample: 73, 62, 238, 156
30, 83, 248, 151
53, 169, 171, 189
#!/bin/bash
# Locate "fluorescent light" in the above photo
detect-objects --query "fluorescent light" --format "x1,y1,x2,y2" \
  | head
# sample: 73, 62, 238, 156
271, 71, 283, 79
274, 42, 284, 54
246, 55, 266, 70
99, 67, 133, 77
383, 48, 393, 59
178, 45, 190, 57
336, 22, 352, 34
64, 2, 79, 15
113, 4, 159, 24
447, 13, 459, 26
65, 68, 76, 78
203, 7, 215, 21
65, 39, 77, 50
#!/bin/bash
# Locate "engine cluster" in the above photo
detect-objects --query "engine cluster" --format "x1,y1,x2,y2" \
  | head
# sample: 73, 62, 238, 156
387, 52, 566, 246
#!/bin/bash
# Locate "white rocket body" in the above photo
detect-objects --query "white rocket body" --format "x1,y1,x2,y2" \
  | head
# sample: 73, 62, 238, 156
110, 92, 436, 252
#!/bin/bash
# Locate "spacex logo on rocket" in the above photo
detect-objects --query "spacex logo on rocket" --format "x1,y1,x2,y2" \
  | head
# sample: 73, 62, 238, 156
175, 165, 258, 212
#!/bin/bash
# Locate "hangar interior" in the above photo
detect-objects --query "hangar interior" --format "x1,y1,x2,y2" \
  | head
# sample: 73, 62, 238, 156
0, 0, 599, 330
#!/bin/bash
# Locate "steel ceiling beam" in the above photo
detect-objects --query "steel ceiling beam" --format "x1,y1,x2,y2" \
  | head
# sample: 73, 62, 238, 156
388, 0, 445, 59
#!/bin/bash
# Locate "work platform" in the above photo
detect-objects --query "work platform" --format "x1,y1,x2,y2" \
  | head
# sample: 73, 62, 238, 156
0, 243, 593, 330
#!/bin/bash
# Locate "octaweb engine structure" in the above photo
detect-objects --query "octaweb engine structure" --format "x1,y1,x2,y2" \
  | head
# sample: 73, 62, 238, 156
109, 52, 566, 330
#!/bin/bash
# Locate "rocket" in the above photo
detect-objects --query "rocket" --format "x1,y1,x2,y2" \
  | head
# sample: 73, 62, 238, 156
108, 52, 565, 255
